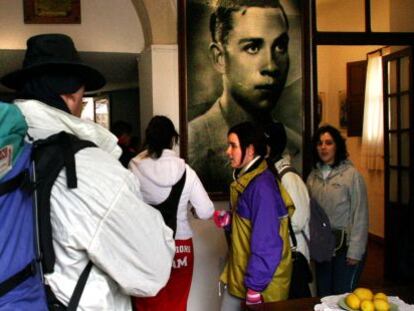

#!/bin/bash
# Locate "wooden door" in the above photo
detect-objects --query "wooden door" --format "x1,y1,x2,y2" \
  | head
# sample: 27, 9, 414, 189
347, 60, 367, 136
383, 47, 413, 281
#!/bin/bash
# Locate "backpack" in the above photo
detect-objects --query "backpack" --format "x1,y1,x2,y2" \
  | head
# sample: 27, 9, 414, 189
274, 161, 335, 263
271, 163, 312, 298
0, 129, 96, 310
307, 197, 336, 263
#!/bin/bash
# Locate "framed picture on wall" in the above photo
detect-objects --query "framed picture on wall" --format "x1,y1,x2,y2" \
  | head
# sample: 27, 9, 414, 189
178, 0, 306, 198
339, 90, 348, 128
23, 0, 81, 24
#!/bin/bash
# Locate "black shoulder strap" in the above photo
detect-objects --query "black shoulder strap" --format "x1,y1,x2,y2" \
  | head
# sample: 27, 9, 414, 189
0, 169, 30, 196
67, 261, 93, 311
152, 170, 186, 237
288, 216, 297, 249
269, 163, 298, 250
32, 132, 96, 310
0, 261, 36, 298
32, 131, 96, 274
279, 165, 300, 179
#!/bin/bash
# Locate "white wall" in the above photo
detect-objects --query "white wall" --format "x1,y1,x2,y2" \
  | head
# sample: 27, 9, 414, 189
138, 47, 153, 136
138, 45, 179, 142
0, 0, 144, 53
390, 0, 414, 32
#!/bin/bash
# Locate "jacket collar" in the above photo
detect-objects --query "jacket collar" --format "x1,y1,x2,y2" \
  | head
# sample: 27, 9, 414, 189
14, 99, 121, 159
315, 159, 352, 180
230, 159, 267, 212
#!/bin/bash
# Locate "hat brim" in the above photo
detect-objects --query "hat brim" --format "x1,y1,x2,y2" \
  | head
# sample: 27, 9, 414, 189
1, 62, 106, 92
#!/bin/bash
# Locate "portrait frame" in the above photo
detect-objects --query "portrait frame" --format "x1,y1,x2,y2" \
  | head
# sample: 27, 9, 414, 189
338, 90, 348, 128
178, 0, 311, 199
23, 0, 81, 24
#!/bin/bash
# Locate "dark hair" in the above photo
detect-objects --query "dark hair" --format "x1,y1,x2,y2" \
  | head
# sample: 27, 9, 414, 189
210, 0, 289, 45
111, 120, 132, 138
228, 121, 267, 163
143, 115, 179, 159
264, 122, 286, 163
129, 136, 140, 151
311, 124, 348, 168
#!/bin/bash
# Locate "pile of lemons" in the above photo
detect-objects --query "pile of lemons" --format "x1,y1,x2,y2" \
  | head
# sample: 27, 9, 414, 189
345, 288, 391, 311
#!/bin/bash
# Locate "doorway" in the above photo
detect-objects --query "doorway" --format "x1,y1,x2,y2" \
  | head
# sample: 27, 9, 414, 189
317, 44, 414, 283
382, 47, 413, 281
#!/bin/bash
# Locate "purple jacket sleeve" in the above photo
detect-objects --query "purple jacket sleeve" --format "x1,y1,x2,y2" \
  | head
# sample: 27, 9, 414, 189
237, 172, 286, 292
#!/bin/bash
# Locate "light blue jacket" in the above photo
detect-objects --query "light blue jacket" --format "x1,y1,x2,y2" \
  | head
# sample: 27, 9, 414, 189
307, 160, 368, 260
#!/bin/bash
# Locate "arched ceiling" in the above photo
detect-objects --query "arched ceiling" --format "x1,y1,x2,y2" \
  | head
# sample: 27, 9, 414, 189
131, 0, 177, 46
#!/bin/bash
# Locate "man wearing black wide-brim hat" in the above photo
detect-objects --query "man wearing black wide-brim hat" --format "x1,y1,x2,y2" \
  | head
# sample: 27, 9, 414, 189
1, 34, 175, 310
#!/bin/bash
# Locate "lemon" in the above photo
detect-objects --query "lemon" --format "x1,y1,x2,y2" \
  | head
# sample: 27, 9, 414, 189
353, 287, 374, 301
345, 293, 361, 310
374, 292, 388, 302
360, 299, 375, 311
374, 298, 391, 311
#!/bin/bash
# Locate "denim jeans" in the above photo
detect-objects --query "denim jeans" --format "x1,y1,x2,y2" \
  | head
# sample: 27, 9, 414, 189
220, 286, 243, 311
315, 247, 366, 296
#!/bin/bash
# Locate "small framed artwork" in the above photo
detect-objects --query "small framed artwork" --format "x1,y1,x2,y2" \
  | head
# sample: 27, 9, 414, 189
317, 91, 326, 126
23, 0, 81, 24
339, 90, 348, 128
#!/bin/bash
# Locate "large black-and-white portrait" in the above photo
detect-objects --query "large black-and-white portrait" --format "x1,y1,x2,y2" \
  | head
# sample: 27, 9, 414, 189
179, 0, 303, 196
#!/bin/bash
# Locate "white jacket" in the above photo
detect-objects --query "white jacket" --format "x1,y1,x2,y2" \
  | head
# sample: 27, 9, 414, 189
129, 149, 214, 240
275, 156, 311, 261
15, 99, 175, 311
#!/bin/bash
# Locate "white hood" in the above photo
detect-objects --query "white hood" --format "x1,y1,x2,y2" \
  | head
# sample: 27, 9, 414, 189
14, 99, 121, 159
129, 148, 214, 240
130, 149, 186, 188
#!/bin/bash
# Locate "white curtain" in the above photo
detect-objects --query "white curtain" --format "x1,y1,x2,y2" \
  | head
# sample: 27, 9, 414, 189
361, 51, 384, 170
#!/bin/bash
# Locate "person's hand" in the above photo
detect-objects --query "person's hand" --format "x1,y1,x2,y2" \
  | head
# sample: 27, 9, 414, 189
346, 258, 359, 265
213, 210, 230, 228
246, 288, 263, 305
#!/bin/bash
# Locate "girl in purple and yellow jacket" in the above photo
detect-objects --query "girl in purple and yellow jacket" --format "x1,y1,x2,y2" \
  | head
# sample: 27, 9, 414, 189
214, 122, 292, 310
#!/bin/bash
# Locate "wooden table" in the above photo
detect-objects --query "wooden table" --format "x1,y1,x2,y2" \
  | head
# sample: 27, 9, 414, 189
243, 284, 414, 310
243, 297, 320, 311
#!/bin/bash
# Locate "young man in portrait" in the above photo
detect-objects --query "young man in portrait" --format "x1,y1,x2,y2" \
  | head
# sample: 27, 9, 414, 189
188, 0, 302, 193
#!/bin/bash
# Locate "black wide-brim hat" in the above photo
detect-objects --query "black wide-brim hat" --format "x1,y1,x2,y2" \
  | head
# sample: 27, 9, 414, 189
1, 33, 106, 91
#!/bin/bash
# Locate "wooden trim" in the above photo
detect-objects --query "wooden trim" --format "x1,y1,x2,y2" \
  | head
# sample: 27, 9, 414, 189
302, 0, 313, 180
365, 0, 371, 33
177, 0, 188, 162
369, 233, 384, 245
314, 32, 414, 46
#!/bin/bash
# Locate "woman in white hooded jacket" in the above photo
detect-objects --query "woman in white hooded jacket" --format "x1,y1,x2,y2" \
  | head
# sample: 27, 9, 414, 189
129, 115, 214, 311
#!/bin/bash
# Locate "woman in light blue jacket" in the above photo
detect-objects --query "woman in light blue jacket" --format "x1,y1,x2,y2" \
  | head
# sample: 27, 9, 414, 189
307, 125, 368, 296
